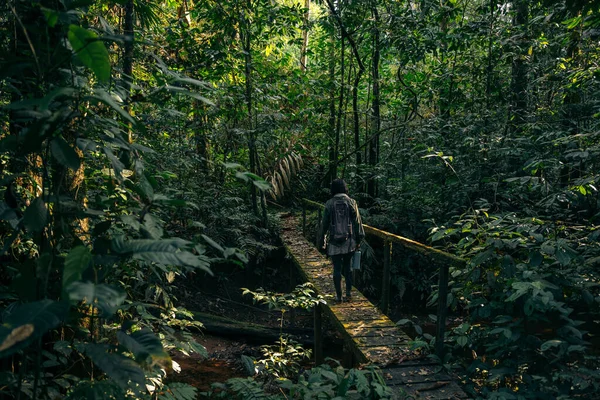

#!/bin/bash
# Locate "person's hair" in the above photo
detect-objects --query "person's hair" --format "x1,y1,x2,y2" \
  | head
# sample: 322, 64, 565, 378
330, 179, 348, 196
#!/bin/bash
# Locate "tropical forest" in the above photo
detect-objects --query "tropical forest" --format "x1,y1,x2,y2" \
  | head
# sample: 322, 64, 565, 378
1, 0, 600, 399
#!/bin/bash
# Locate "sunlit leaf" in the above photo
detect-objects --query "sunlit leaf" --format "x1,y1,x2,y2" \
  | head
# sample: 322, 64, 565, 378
68, 25, 110, 82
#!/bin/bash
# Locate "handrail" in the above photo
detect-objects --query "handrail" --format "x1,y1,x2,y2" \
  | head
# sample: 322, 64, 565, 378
300, 197, 463, 358
301, 198, 465, 266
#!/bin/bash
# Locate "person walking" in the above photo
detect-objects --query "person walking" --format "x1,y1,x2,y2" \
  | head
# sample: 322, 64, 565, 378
319, 179, 365, 303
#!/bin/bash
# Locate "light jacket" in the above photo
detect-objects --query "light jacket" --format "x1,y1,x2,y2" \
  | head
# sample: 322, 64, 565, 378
319, 193, 365, 256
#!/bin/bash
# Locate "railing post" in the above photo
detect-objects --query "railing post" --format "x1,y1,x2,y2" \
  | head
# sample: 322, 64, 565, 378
315, 208, 322, 247
435, 263, 450, 359
314, 303, 323, 365
302, 202, 307, 237
380, 239, 392, 314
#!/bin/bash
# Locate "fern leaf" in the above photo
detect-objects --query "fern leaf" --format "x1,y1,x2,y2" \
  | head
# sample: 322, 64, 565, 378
268, 176, 279, 200
279, 163, 290, 190
286, 154, 296, 176
293, 152, 303, 168
275, 172, 285, 199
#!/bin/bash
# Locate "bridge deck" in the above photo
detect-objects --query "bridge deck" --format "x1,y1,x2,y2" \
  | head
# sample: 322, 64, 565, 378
280, 213, 468, 399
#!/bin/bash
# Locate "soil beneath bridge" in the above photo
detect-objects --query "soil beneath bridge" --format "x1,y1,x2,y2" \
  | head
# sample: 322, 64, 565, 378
168, 260, 349, 392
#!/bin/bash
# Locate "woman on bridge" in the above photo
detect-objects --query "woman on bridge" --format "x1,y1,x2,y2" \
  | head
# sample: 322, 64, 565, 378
319, 179, 365, 303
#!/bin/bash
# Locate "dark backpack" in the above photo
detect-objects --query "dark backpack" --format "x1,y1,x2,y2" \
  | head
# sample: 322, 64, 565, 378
329, 197, 353, 244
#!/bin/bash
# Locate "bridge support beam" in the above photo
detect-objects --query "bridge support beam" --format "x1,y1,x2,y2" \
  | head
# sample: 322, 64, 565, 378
302, 206, 307, 236
380, 239, 392, 314
435, 264, 450, 358
314, 303, 323, 365
315, 208, 322, 247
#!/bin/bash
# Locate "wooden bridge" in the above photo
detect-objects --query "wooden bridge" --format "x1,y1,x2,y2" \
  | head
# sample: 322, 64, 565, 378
279, 199, 468, 399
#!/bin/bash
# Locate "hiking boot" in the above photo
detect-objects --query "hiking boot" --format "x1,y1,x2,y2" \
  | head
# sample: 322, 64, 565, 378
345, 292, 352, 301
334, 296, 343, 304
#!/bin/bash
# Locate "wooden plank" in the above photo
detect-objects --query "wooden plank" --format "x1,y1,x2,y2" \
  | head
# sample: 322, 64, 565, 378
353, 334, 410, 347
382, 364, 452, 385
398, 380, 469, 399
358, 345, 414, 365
332, 306, 385, 322
342, 318, 397, 331
345, 325, 399, 337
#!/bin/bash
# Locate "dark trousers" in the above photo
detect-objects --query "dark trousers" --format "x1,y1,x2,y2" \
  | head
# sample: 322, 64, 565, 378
332, 252, 353, 299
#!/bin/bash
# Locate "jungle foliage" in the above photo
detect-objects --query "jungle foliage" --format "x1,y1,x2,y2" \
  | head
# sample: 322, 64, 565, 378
1, 0, 600, 398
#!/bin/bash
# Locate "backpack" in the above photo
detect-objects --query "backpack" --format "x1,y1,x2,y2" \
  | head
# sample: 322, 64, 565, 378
329, 197, 353, 245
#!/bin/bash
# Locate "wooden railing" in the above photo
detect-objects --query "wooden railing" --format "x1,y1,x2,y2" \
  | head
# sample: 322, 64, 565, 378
301, 198, 465, 358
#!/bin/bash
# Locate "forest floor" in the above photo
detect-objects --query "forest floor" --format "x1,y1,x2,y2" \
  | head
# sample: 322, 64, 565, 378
167, 261, 348, 393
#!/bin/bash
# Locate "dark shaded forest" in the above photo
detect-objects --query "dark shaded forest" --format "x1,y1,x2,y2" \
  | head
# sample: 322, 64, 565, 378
1, 0, 599, 398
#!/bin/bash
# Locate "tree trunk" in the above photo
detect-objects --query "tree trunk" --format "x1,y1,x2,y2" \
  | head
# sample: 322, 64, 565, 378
327, 34, 337, 183
335, 37, 345, 178
353, 64, 364, 193
300, 0, 310, 71
123, 0, 134, 144
191, 311, 313, 345
509, 0, 528, 133
367, 5, 381, 199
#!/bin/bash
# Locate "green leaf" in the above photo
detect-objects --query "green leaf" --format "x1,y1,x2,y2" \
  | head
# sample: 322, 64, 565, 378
22, 197, 48, 233
540, 340, 562, 351
201, 234, 224, 254
68, 25, 110, 82
51, 137, 81, 171
117, 328, 168, 362
470, 248, 494, 267
112, 238, 212, 274
163, 85, 215, 106
240, 354, 256, 376
92, 89, 135, 125
84, 344, 145, 393
159, 383, 198, 400
67, 282, 126, 317
235, 171, 272, 191
42, 8, 59, 28
555, 247, 572, 266
67, 380, 125, 400
63, 246, 93, 292
0, 300, 68, 357
456, 336, 468, 347
540, 241, 555, 255
524, 299, 535, 316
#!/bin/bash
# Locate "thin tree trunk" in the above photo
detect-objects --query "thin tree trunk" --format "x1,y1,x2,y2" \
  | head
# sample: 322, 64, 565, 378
509, 0, 528, 133
367, 5, 380, 199
328, 34, 337, 183
300, 0, 310, 71
485, 0, 496, 111
334, 37, 345, 179
123, 0, 134, 144
353, 64, 364, 193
